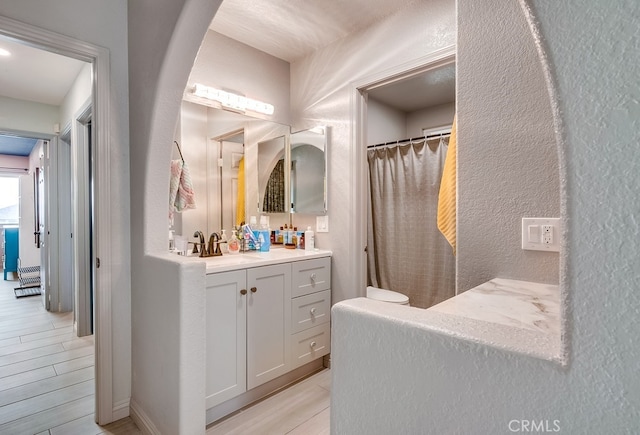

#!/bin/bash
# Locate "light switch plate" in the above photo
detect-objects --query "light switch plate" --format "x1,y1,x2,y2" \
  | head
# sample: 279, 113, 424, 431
522, 217, 561, 252
316, 215, 329, 232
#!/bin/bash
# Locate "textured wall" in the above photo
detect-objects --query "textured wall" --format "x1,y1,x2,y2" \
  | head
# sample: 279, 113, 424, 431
332, 0, 640, 433
0, 96, 59, 135
128, 0, 220, 432
406, 101, 455, 137
457, 0, 560, 292
187, 30, 291, 127
291, 0, 456, 303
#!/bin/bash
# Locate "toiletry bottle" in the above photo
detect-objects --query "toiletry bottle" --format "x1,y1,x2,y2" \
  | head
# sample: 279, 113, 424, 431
277, 226, 283, 244
295, 227, 304, 248
219, 229, 228, 253
292, 227, 298, 247
228, 229, 240, 254
305, 226, 315, 250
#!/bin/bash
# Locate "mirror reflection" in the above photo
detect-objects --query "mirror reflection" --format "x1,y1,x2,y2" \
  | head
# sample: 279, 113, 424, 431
174, 102, 328, 244
290, 126, 327, 214
258, 135, 287, 213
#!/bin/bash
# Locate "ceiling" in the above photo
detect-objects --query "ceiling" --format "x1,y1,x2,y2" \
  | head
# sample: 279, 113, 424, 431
209, 0, 455, 112
0, 35, 87, 157
0, 134, 38, 157
0, 35, 86, 106
0, 0, 453, 159
209, 0, 421, 63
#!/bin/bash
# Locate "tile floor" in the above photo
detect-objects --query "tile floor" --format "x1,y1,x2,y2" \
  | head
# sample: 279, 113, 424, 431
0, 273, 331, 434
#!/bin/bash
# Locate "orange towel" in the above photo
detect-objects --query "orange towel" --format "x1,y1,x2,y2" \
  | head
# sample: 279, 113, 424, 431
437, 116, 457, 255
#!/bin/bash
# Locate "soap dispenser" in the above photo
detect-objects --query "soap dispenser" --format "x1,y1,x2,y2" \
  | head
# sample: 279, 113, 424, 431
219, 229, 228, 254
228, 229, 240, 254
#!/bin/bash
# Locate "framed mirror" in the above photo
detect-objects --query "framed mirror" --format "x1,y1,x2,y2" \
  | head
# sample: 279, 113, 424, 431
290, 126, 327, 214
258, 135, 287, 213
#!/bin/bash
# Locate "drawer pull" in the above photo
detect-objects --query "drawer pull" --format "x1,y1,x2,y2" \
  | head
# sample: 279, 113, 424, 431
310, 307, 316, 315
240, 289, 247, 295
310, 273, 317, 282
309, 341, 316, 348
250, 287, 257, 293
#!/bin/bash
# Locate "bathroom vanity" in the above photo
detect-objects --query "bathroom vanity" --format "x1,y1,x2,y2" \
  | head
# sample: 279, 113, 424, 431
201, 249, 331, 424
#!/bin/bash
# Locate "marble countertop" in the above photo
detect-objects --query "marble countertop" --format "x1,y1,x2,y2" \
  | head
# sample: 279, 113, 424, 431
428, 278, 560, 336
173, 246, 332, 274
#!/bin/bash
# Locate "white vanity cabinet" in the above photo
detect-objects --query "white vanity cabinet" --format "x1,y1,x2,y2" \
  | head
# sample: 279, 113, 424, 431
205, 255, 330, 415
290, 257, 331, 369
205, 269, 247, 409
246, 263, 292, 390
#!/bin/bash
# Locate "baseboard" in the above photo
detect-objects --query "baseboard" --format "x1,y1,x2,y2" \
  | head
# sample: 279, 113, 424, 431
323, 353, 331, 369
112, 398, 130, 421
130, 399, 161, 435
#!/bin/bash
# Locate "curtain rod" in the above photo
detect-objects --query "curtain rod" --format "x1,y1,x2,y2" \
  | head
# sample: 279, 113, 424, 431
367, 132, 451, 149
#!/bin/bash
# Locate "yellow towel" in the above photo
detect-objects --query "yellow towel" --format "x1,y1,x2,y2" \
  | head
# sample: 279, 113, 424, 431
437, 116, 457, 255
236, 157, 245, 226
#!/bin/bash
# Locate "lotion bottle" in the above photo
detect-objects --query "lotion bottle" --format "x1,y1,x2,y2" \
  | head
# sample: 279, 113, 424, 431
304, 226, 315, 251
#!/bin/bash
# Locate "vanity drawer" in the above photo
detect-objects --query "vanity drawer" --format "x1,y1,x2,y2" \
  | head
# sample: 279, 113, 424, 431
292, 257, 331, 298
291, 289, 331, 334
290, 322, 331, 369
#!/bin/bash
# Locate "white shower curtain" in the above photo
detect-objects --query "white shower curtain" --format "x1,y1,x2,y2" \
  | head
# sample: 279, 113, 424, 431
367, 137, 455, 308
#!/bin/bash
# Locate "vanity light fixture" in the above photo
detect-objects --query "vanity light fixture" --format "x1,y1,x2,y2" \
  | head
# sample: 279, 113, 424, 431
0, 48, 11, 57
193, 83, 274, 115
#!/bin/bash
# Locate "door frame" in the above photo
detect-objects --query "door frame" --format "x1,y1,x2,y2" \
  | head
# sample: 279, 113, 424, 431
0, 16, 114, 423
349, 45, 457, 297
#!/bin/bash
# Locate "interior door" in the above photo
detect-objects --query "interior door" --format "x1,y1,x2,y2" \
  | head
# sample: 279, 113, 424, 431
221, 140, 244, 230
37, 154, 48, 310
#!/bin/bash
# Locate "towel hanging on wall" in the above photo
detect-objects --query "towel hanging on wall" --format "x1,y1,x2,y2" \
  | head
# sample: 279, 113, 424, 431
437, 116, 457, 255
169, 141, 196, 219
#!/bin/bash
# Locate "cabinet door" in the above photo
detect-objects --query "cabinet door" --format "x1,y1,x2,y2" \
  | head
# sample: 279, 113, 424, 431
205, 270, 247, 409
246, 263, 292, 390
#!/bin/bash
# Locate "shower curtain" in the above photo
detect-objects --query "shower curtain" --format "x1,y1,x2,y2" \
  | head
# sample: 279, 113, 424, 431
367, 137, 455, 308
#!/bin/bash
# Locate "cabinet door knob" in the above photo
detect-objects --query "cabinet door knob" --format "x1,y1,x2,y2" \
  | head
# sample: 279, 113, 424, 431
240, 289, 247, 295
309, 341, 316, 348
310, 307, 316, 315
250, 287, 257, 293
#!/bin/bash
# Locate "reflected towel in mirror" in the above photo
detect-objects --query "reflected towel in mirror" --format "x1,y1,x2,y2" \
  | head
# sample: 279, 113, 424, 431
169, 159, 196, 218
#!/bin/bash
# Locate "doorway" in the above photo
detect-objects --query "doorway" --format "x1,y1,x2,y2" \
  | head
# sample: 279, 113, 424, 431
350, 46, 457, 297
0, 15, 114, 424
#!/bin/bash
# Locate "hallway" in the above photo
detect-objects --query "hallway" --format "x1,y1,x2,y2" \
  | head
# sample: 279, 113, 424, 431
0, 276, 139, 434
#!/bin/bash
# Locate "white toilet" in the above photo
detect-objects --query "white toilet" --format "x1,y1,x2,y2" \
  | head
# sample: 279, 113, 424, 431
366, 286, 410, 306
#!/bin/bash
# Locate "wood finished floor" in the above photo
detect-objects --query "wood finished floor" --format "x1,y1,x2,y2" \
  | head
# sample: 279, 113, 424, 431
0, 273, 330, 434
0, 274, 139, 435
206, 368, 331, 435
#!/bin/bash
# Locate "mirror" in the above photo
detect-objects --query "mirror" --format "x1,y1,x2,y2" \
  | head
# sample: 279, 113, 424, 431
258, 135, 287, 213
290, 126, 327, 214
175, 101, 328, 243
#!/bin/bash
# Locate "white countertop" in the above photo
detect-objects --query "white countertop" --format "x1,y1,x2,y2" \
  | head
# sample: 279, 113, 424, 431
173, 247, 332, 274
428, 278, 560, 336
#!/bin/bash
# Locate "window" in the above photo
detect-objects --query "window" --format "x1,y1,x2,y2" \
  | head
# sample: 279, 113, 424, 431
0, 176, 20, 225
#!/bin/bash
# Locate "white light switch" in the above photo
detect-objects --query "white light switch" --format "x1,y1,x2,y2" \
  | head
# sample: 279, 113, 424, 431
522, 218, 561, 252
316, 215, 329, 233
